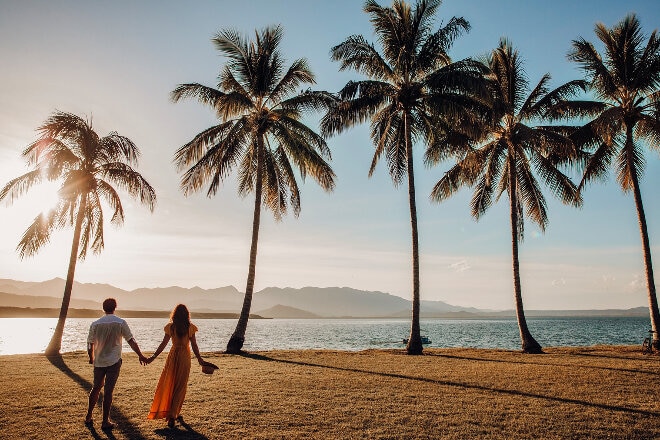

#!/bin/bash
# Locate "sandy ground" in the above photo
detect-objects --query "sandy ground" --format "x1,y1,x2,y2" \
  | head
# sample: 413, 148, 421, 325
0, 346, 659, 439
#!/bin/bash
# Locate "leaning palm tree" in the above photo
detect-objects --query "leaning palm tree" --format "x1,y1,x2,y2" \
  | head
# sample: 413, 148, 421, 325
430, 39, 585, 353
0, 111, 156, 356
568, 14, 660, 348
172, 26, 335, 354
321, 0, 485, 355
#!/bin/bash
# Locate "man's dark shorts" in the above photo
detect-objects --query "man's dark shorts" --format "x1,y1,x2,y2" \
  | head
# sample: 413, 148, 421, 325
93, 359, 122, 391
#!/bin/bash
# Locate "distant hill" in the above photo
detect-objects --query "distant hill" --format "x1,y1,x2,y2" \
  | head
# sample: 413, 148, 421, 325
0, 278, 242, 312
0, 278, 649, 318
0, 291, 100, 310
257, 304, 321, 319
0, 306, 265, 319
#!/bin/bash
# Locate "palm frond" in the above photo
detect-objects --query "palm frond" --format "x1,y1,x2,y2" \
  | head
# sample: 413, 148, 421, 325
616, 140, 646, 191
320, 81, 392, 136
568, 38, 618, 98
635, 113, 660, 149
578, 138, 619, 190
16, 212, 55, 259
179, 120, 250, 197
268, 58, 315, 106
515, 155, 548, 231
98, 133, 140, 165
331, 35, 394, 81
0, 169, 44, 204
174, 122, 235, 171
95, 179, 125, 225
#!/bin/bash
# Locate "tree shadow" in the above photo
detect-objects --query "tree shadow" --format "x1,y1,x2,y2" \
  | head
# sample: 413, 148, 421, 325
426, 352, 660, 376
238, 352, 660, 417
46, 355, 148, 439
571, 351, 660, 362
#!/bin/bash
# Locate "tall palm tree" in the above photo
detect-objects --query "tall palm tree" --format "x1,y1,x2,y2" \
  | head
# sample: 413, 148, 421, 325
321, 0, 484, 355
172, 26, 335, 354
430, 39, 585, 353
568, 14, 660, 348
0, 111, 156, 356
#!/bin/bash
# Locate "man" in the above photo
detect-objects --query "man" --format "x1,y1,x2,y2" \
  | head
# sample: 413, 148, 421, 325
85, 298, 147, 430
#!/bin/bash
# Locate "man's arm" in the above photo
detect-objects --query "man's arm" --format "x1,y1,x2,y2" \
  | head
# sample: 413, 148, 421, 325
127, 338, 148, 365
87, 343, 94, 365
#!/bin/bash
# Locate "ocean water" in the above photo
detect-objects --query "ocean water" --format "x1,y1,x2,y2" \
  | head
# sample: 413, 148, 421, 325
0, 316, 651, 355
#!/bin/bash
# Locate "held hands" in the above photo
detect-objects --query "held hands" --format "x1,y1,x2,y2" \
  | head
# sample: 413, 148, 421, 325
139, 354, 150, 366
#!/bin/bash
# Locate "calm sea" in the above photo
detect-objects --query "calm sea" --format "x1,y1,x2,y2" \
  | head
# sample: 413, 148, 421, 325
0, 316, 651, 355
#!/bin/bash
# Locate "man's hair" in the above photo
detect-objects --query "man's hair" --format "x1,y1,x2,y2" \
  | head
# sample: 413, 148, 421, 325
102, 298, 117, 314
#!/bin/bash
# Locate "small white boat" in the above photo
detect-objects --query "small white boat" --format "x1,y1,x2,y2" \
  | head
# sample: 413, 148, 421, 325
402, 336, 431, 345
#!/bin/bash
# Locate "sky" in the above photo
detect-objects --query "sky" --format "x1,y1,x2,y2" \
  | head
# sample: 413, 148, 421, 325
0, 0, 659, 311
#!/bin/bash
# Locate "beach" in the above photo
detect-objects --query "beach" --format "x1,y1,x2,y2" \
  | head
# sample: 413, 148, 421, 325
1, 346, 659, 439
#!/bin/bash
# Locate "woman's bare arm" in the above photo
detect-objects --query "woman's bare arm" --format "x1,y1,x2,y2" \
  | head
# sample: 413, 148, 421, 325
147, 333, 171, 363
190, 334, 204, 365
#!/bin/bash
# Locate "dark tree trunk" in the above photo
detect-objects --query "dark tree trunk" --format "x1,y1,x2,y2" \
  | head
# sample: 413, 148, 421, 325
227, 135, 264, 354
45, 195, 87, 356
509, 160, 542, 354
625, 125, 660, 348
403, 113, 423, 355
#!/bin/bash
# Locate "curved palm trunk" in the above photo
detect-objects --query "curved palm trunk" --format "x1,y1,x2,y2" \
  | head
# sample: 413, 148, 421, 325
509, 162, 542, 354
626, 127, 660, 348
45, 196, 87, 356
227, 135, 265, 354
403, 113, 423, 355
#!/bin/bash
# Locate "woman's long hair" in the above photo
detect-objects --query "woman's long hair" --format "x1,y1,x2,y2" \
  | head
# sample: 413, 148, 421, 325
170, 304, 190, 337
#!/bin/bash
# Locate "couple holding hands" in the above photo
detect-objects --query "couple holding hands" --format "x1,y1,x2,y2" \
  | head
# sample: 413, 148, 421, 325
84, 298, 217, 431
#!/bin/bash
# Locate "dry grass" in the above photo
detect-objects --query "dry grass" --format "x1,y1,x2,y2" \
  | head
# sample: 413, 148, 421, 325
1, 346, 659, 439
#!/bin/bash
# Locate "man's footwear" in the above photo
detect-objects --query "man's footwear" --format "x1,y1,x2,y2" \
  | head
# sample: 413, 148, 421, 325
101, 422, 116, 430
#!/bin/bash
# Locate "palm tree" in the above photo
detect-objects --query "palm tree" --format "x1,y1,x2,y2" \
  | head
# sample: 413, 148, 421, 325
321, 0, 484, 355
568, 14, 660, 348
172, 26, 335, 354
430, 39, 585, 353
0, 111, 156, 356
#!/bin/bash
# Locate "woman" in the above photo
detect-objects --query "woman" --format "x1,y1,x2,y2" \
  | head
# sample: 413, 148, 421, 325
146, 304, 211, 428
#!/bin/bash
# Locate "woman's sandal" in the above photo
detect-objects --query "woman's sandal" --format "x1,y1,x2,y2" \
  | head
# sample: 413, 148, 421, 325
101, 422, 116, 430
167, 418, 175, 429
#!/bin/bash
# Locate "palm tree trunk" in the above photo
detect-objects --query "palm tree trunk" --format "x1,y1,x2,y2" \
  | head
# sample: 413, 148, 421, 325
403, 113, 423, 355
45, 195, 87, 356
509, 162, 542, 354
227, 135, 265, 354
626, 126, 660, 348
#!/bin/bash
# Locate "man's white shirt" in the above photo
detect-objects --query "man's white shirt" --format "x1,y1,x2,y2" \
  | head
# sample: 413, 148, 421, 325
87, 314, 134, 367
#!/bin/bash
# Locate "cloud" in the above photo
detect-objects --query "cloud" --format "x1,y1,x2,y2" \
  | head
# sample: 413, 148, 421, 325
449, 260, 471, 272
628, 273, 644, 292
551, 278, 566, 286
602, 275, 616, 283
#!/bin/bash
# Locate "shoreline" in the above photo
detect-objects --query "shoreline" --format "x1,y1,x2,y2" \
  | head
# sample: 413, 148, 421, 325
0, 343, 647, 357
0, 346, 658, 439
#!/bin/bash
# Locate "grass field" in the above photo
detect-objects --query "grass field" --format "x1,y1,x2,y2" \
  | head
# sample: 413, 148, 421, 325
1, 346, 658, 439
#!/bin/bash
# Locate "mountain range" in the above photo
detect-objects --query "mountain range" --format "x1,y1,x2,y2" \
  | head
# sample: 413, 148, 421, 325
0, 278, 648, 318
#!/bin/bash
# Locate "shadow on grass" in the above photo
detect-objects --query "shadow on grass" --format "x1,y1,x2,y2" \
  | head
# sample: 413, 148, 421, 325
153, 424, 210, 439
571, 351, 660, 363
426, 352, 660, 377
238, 352, 660, 417
46, 355, 148, 440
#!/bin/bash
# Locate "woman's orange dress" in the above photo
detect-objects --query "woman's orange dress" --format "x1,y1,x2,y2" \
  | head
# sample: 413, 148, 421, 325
147, 322, 198, 420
